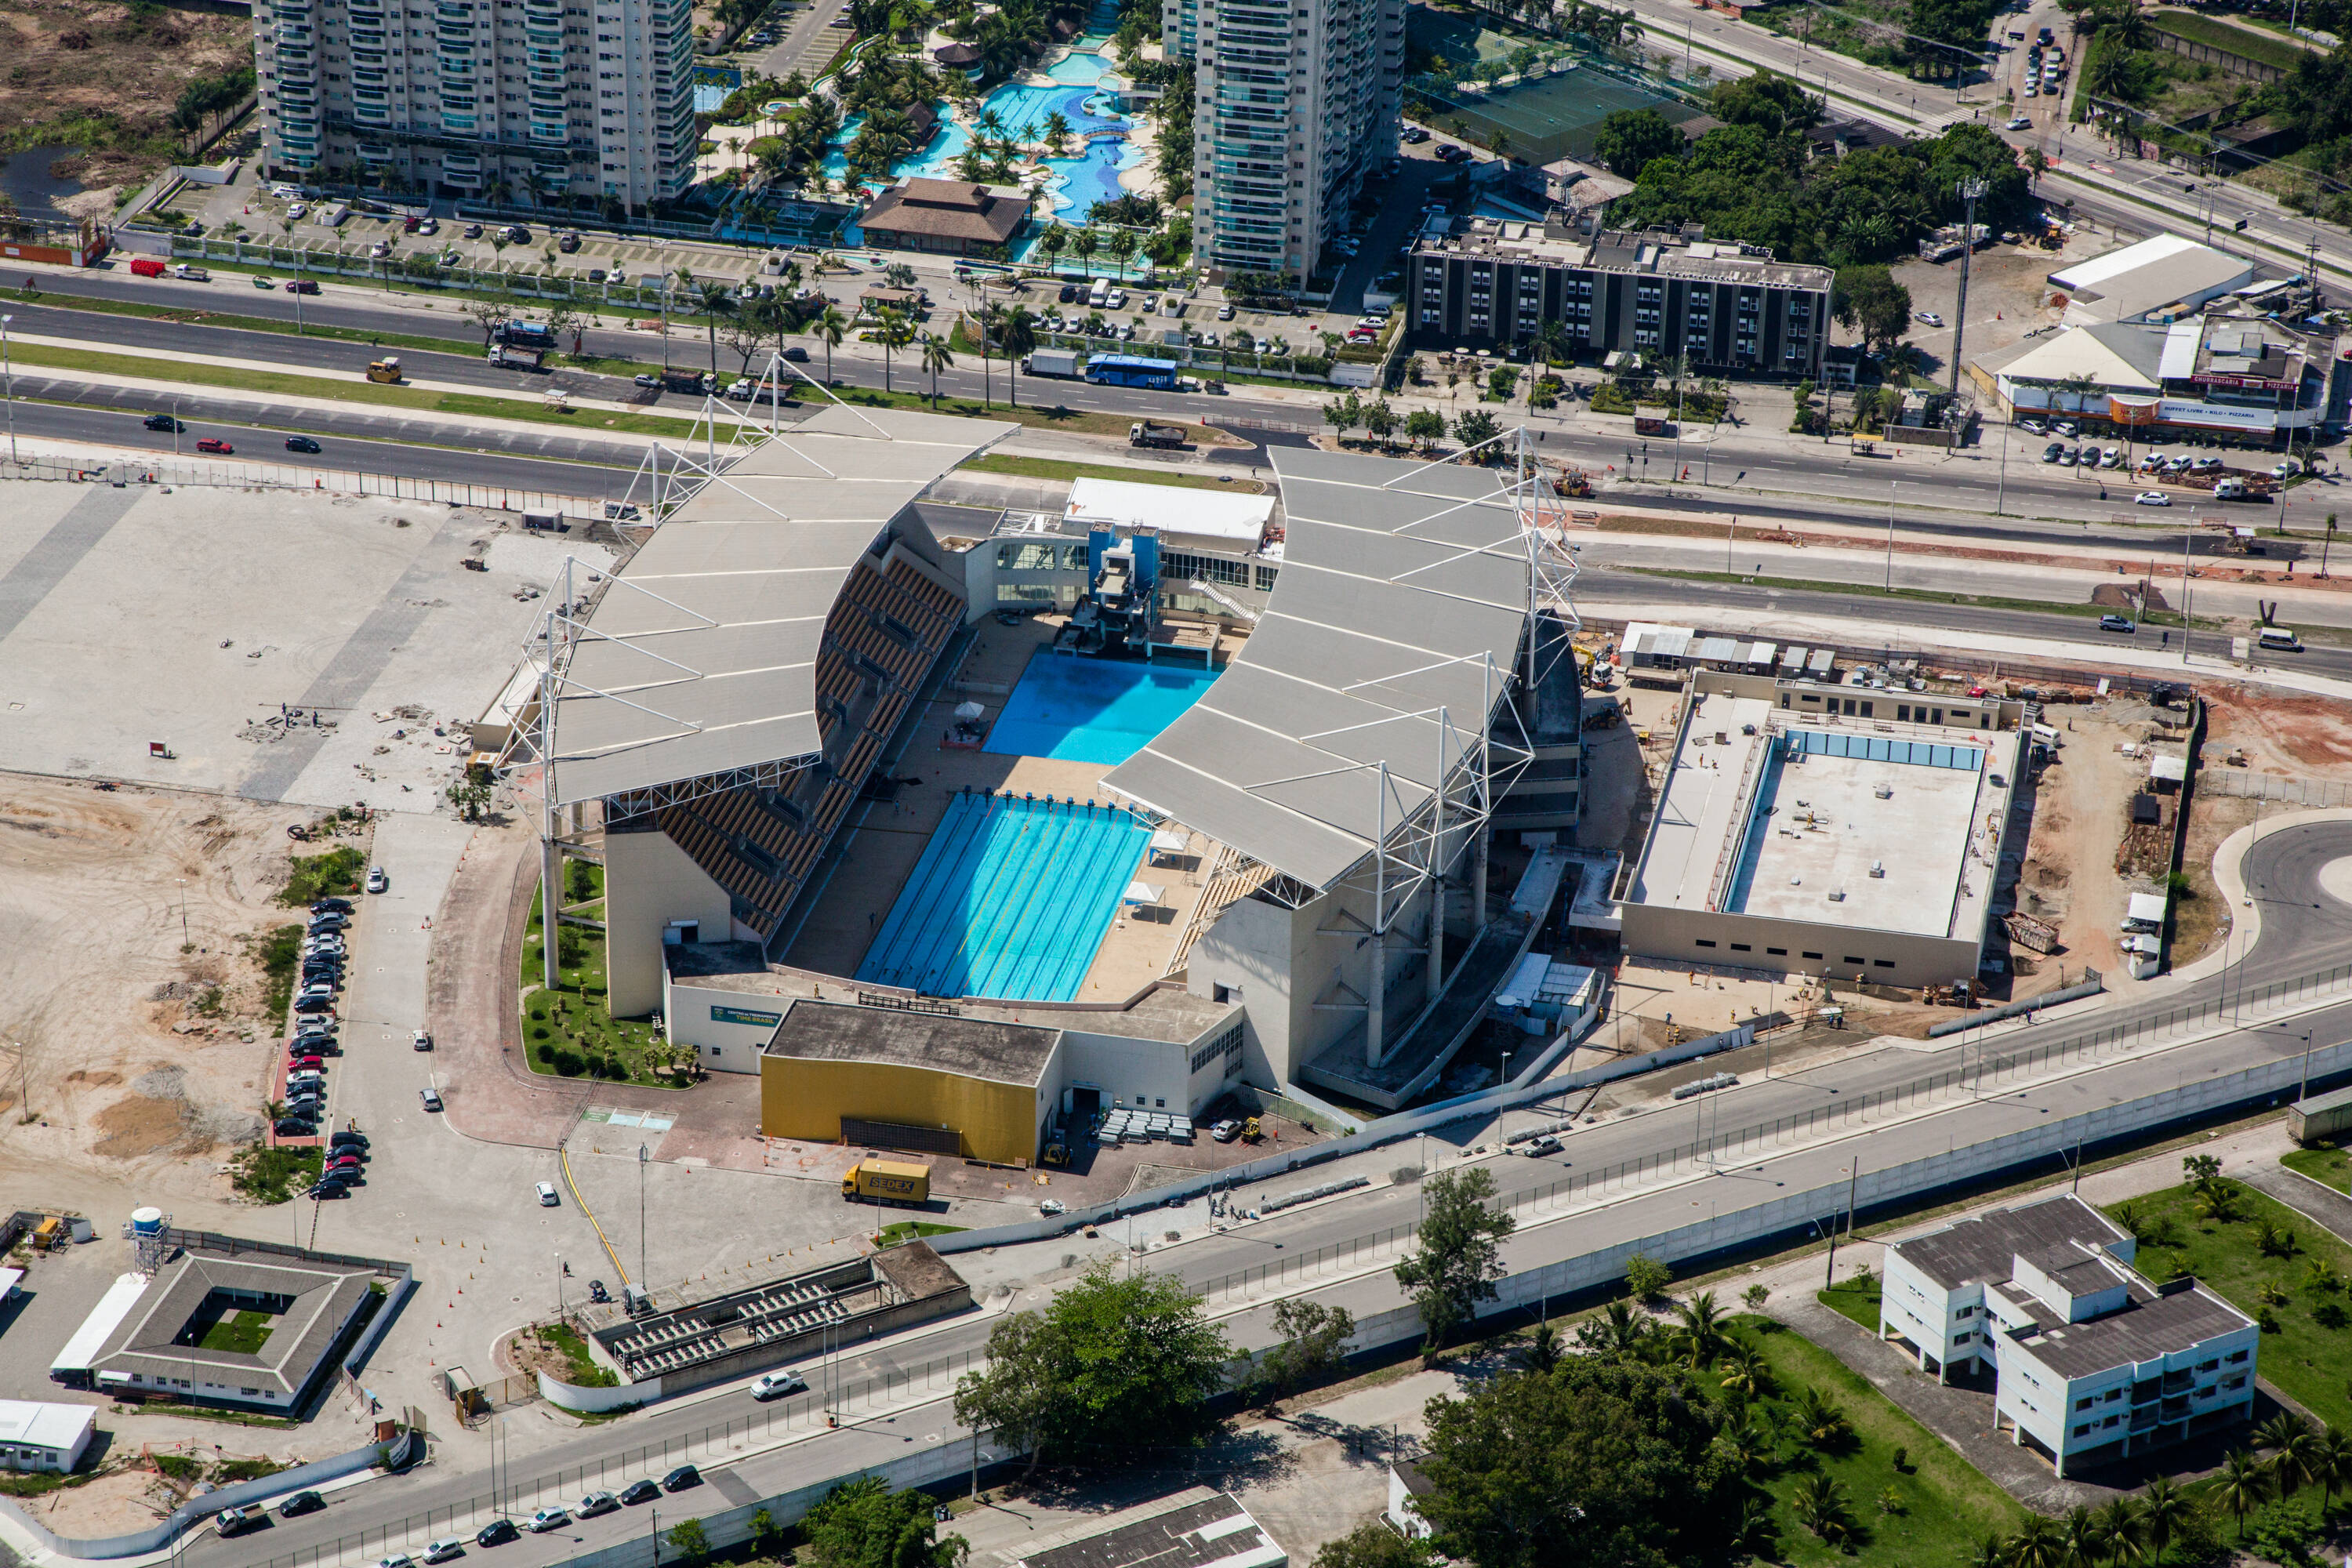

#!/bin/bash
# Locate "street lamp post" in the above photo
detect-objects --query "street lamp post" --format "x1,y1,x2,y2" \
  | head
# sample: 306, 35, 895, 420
1950, 177, 1987, 395
637, 1143, 649, 1289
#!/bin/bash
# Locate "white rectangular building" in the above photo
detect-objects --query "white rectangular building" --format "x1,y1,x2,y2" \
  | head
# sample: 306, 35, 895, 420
254, 0, 695, 212
0, 1402, 96, 1473
1882, 1195, 2258, 1477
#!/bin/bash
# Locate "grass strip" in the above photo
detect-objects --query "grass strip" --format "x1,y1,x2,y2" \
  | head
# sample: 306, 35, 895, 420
2281, 1145, 2352, 1194
1, 339, 710, 439
1817, 1275, 1883, 1334
814, 383, 1168, 438
1613, 564, 2227, 630
2147, 9, 2315, 69
961, 453, 1267, 492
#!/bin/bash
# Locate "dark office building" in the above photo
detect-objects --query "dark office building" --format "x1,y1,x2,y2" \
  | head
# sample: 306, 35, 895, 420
1406, 220, 1835, 379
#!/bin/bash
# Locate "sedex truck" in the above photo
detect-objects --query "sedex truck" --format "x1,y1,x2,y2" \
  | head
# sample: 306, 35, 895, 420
840, 1159, 931, 1206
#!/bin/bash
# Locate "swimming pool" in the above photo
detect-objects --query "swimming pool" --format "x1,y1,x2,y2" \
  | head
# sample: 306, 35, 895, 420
986, 653, 1221, 767
855, 791, 1148, 1000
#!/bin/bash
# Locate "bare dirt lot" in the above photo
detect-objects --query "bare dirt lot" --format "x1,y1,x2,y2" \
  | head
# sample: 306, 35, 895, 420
0, 775, 327, 1214
1, 0, 256, 207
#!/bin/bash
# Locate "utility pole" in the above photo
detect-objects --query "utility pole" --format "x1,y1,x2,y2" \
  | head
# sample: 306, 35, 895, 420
1950, 178, 1987, 396
1884, 481, 1898, 589
637, 1143, 649, 1288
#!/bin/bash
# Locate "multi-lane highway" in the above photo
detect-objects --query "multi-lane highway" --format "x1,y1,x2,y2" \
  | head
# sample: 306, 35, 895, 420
162, 821, 2352, 1568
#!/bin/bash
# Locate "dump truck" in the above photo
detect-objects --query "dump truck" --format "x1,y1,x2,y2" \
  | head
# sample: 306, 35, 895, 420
129, 258, 168, 278
365, 357, 403, 383
487, 343, 544, 370
1128, 419, 1186, 449
841, 1158, 931, 1206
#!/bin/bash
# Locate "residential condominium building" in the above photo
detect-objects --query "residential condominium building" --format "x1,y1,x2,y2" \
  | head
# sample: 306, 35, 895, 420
1163, 0, 1403, 282
1881, 1196, 2258, 1478
1406, 220, 1833, 380
252, 0, 695, 212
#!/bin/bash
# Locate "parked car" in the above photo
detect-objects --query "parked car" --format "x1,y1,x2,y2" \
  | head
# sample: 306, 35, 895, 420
619, 1480, 661, 1506
331, 1131, 369, 1151
286, 201, 310, 218
274, 1118, 318, 1137
423, 1541, 466, 1565
412, 1029, 434, 1051
526, 1508, 568, 1533
577, 1492, 619, 1519
313, 898, 353, 913
2135, 492, 2172, 506
1914, 310, 1945, 327
418, 217, 440, 236
462, 223, 485, 239
475, 1519, 519, 1546
307, 1181, 350, 1200
285, 436, 322, 453
752, 1370, 807, 1400
662, 1466, 701, 1493
367, 866, 389, 892
535, 1180, 559, 1206
1217, 303, 1236, 321
280, 1492, 325, 1519
2041, 442, 2064, 463
2053, 419, 2078, 437
558, 232, 582, 253
196, 437, 234, 454
421, 1087, 444, 1111
368, 241, 391, 259
375, 1553, 413, 1567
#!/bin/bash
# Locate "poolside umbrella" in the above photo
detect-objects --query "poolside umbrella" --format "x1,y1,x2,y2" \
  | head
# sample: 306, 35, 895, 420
954, 701, 985, 720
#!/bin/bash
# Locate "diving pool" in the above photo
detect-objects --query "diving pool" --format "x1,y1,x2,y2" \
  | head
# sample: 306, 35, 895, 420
855, 791, 1148, 1000
985, 652, 1220, 767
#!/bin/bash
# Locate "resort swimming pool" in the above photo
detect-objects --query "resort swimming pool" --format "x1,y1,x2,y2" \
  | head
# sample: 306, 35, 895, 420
826, 37, 1145, 223
855, 791, 1148, 1000
985, 652, 1220, 768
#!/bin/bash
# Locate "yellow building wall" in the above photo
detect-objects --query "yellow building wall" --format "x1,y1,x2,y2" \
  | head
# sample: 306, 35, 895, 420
760, 1058, 1040, 1165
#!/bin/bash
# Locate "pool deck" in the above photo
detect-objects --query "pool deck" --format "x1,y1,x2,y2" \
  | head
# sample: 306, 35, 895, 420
780, 613, 1243, 1001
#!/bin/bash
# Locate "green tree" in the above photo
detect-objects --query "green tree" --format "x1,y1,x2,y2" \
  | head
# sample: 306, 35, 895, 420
750, 1507, 779, 1552
1322, 392, 1364, 442
1309, 1523, 1432, 1568
445, 778, 492, 822
920, 332, 956, 409
2093, 1496, 2143, 1566
1392, 1167, 1515, 1354
2058, 1505, 2107, 1567
1790, 1475, 1854, 1544
874, 306, 916, 393
2214, 1447, 2274, 1539
808, 303, 849, 383
2005, 1515, 2065, 1568
1403, 408, 1447, 451
801, 1477, 967, 1568
1708, 69, 1821, 136
996, 305, 1039, 407
1832, 263, 1912, 350
1362, 397, 1399, 448
1451, 408, 1501, 451
1039, 226, 1070, 269
1415, 1356, 1741, 1568
1623, 1254, 1672, 1301
666, 1518, 711, 1566
1669, 1290, 1726, 1368
1573, 1299, 1653, 1361
1591, 107, 1683, 178
2315, 1424, 2352, 1508
2137, 1475, 2193, 1560
953, 1262, 1231, 1474
1258, 1298, 1356, 1405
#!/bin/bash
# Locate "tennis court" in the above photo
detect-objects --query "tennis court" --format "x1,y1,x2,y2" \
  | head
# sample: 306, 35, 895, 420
1417, 65, 1711, 165
855, 790, 1149, 1001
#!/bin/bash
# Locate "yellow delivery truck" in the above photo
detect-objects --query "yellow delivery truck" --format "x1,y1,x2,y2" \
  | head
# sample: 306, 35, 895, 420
841, 1158, 931, 1207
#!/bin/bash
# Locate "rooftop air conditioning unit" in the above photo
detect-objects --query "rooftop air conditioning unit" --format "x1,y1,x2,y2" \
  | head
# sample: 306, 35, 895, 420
1828, 889, 1846, 902
1870, 861, 1885, 878
1875, 783, 1893, 799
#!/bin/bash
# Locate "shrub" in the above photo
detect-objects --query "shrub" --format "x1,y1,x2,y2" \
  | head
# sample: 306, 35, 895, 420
1624, 1254, 1673, 1301
551, 1049, 584, 1076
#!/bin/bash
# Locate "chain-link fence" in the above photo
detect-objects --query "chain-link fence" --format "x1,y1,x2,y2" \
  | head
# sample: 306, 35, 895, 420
2204, 771, 2352, 808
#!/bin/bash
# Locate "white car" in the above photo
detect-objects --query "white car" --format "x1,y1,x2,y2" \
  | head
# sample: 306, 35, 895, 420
1914, 310, 1945, 327
2134, 491, 2172, 506
1217, 303, 1236, 321
376, 1556, 415, 1568
752, 1370, 808, 1400
1040, 1198, 1066, 1216
2005, 115, 2031, 129
367, 866, 388, 892
368, 241, 391, 259
411, 1029, 433, 1051
287, 201, 310, 218
2053, 420, 2078, 437
535, 1180, 560, 1207
2100, 446, 2122, 468
527, 1508, 568, 1533
2137, 452, 2165, 470
270, 183, 302, 198
423, 1541, 465, 1564
2271, 461, 2298, 479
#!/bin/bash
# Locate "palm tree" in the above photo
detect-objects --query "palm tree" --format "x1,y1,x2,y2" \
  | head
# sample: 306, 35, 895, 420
1716, 1342, 1769, 1399
2137, 1475, 2192, 1562
1789, 1475, 1852, 1544
1573, 1298, 1651, 1360
2005, 1516, 2066, 1568
1039, 225, 1069, 270
920, 332, 955, 408
2092, 1497, 2143, 1566
1043, 107, 1073, 154
974, 301, 1000, 408
1071, 227, 1100, 268
695, 280, 736, 380
1106, 227, 1138, 278
2213, 1447, 2273, 1539
873, 306, 914, 392
2314, 1424, 2352, 1510
808, 303, 848, 383
998, 304, 1037, 406
2058, 1505, 2107, 1568
1966, 1534, 2005, 1568
1791, 1387, 1850, 1450
2260, 1414, 2319, 1499
1671, 1290, 1726, 1367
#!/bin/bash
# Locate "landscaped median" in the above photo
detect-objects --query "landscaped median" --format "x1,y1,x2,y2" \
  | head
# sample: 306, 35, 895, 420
0, 336, 716, 441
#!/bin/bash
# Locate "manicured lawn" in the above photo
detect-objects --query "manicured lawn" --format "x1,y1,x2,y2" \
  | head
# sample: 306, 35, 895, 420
2105, 1179, 2352, 1428
2281, 1145, 2352, 1195
520, 884, 684, 1088
962, 453, 1265, 492
1818, 1273, 1884, 1334
198, 1309, 278, 1355
1714, 1317, 2029, 1566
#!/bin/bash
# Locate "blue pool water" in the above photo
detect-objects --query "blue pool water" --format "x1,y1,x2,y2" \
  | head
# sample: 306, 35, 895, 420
856, 792, 1148, 1000
822, 38, 1143, 220
986, 653, 1221, 767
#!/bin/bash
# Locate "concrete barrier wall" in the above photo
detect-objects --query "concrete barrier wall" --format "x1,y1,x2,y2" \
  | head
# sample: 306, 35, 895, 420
0, 1439, 390, 1561
539, 1372, 660, 1413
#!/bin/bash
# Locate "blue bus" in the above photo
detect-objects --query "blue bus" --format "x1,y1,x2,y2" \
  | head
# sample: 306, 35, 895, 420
1084, 354, 1179, 390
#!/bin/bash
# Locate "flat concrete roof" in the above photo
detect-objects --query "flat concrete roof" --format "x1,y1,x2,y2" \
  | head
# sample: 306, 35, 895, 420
670, 956, 1234, 1044
1733, 739, 1983, 938
1626, 692, 1769, 914
763, 997, 1058, 1086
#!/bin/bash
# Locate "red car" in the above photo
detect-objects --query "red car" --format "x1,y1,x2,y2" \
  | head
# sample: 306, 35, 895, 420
195, 437, 234, 454
289, 1054, 324, 1070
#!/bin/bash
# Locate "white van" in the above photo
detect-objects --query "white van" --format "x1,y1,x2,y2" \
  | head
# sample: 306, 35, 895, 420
1088, 276, 1111, 308
2257, 626, 2303, 652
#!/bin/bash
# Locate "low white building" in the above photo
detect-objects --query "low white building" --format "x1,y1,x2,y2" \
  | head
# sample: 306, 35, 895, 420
0, 1401, 96, 1473
1386, 1459, 1434, 1539
1882, 1195, 2258, 1477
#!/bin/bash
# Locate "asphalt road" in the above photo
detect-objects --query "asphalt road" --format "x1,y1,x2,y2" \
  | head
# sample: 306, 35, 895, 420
1, 392, 644, 495
1573, 567, 2352, 674
166, 821, 2352, 1568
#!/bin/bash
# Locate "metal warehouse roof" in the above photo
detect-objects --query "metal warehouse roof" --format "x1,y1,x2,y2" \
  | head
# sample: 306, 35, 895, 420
1101, 448, 1532, 891
550, 406, 1014, 805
